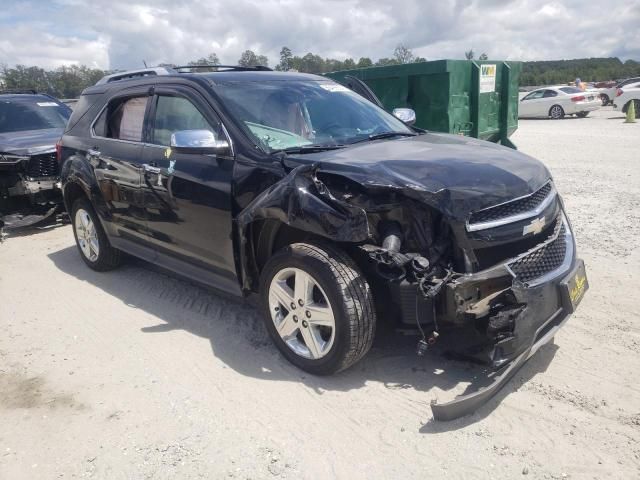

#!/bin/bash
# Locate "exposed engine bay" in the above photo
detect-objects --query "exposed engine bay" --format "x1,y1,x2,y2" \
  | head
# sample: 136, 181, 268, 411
0, 148, 63, 231
237, 160, 588, 420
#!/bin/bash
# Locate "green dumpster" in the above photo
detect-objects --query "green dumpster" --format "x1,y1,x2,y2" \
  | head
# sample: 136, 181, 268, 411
324, 59, 522, 148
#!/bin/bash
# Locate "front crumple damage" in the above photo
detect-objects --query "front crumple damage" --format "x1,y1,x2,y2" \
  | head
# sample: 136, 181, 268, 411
236, 148, 585, 421
1, 149, 63, 231
236, 164, 370, 290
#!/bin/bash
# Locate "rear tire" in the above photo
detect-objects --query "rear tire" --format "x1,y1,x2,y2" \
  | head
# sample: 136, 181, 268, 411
259, 242, 376, 375
600, 94, 609, 106
71, 198, 122, 271
549, 105, 565, 119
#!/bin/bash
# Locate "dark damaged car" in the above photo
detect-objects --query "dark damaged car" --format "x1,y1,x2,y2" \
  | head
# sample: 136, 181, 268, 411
0, 90, 71, 229
58, 66, 589, 420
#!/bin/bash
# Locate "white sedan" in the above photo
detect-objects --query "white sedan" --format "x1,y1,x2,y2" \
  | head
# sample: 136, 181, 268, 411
518, 86, 601, 119
612, 82, 640, 119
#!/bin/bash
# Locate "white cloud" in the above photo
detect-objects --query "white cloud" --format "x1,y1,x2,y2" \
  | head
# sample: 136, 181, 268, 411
0, 0, 637, 70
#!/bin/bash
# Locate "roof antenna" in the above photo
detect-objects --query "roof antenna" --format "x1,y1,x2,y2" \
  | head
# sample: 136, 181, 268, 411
143, 60, 148, 67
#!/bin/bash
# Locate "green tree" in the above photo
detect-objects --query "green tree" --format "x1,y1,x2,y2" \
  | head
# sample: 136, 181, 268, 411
188, 53, 220, 67
375, 57, 398, 67
357, 57, 373, 68
276, 46, 293, 71
393, 44, 415, 64
238, 50, 269, 67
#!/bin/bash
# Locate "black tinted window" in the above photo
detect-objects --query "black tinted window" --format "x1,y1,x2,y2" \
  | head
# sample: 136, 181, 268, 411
543, 90, 558, 98
0, 97, 70, 133
560, 87, 582, 94
152, 95, 219, 146
94, 96, 148, 141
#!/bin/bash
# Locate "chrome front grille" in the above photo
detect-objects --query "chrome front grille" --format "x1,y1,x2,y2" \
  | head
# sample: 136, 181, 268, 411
467, 182, 555, 231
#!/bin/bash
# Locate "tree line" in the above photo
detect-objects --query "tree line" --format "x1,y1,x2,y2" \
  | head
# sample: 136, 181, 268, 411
1, 44, 639, 98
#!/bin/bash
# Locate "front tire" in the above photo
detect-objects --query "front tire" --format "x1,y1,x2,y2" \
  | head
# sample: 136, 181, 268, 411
71, 198, 122, 271
549, 104, 565, 119
259, 242, 376, 375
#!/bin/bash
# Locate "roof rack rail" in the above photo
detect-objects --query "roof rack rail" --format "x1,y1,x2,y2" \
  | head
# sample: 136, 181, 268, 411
0, 89, 38, 95
95, 67, 177, 85
174, 64, 273, 72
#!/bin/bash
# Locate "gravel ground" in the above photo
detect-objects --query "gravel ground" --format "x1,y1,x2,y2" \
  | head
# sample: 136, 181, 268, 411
1, 106, 639, 479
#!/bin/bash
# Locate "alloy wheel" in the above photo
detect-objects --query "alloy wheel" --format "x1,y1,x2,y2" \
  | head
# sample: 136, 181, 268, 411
550, 105, 563, 119
268, 267, 336, 360
74, 208, 100, 262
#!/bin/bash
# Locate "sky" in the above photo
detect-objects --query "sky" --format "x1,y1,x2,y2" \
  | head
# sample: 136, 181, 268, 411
0, 0, 639, 70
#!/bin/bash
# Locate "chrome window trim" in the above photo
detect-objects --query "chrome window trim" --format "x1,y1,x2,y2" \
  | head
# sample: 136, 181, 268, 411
89, 94, 234, 156
466, 182, 556, 232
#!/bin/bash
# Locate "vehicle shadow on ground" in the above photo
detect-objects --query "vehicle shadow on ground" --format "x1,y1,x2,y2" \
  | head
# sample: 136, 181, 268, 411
48, 246, 558, 429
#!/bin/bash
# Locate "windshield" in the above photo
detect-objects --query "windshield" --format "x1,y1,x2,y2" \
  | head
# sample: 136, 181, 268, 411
213, 80, 412, 152
0, 97, 71, 134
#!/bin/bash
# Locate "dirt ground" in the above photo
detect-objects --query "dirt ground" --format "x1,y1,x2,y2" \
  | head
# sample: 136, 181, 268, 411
1, 107, 639, 479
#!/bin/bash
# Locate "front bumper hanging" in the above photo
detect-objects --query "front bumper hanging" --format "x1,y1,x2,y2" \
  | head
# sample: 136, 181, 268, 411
430, 258, 588, 421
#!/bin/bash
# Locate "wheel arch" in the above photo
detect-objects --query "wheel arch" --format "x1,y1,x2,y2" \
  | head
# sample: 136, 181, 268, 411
235, 164, 371, 293
246, 219, 362, 292
63, 180, 89, 213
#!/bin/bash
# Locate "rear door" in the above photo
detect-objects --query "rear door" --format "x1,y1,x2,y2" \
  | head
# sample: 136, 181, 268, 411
139, 85, 239, 294
90, 87, 153, 245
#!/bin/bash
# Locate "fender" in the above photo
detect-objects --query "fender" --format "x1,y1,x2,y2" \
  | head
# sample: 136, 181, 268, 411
236, 164, 371, 291
60, 153, 112, 231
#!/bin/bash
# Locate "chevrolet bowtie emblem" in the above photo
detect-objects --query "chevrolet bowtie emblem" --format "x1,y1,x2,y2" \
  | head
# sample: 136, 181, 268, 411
523, 216, 546, 236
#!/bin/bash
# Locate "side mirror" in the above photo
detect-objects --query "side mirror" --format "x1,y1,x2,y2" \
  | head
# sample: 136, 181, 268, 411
170, 129, 229, 154
392, 108, 416, 126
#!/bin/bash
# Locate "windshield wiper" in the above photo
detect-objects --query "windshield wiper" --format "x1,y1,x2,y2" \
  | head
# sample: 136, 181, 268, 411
350, 131, 418, 144
276, 144, 346, 154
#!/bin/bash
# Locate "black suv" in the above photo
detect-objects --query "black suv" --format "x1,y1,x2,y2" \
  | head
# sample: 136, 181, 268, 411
59, 66, 588, 420
0, 90, 71, 228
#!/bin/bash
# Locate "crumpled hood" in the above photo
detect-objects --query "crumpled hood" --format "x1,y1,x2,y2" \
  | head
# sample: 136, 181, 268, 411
284, 132, 551, 221
0, 128, 63, 156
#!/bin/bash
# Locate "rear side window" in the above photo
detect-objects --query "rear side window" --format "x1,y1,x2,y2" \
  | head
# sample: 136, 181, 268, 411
559, 87, 582, 94
0, 96, 70, 133
93, 96, 149, 142
543, 90, 558, 98
151, 95, 222, 146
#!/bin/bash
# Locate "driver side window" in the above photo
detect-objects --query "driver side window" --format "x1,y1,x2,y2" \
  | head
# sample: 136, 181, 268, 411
152, 95, 224, 147
522, 90, 544, 101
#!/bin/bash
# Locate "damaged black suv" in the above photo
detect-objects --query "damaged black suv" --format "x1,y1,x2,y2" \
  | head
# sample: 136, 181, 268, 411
59, 66, 588, 419
1, 90, 71, 228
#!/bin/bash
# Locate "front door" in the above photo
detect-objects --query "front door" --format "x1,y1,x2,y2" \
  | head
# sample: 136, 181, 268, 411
90, 88, 152, 244
140, 85, 239, 294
